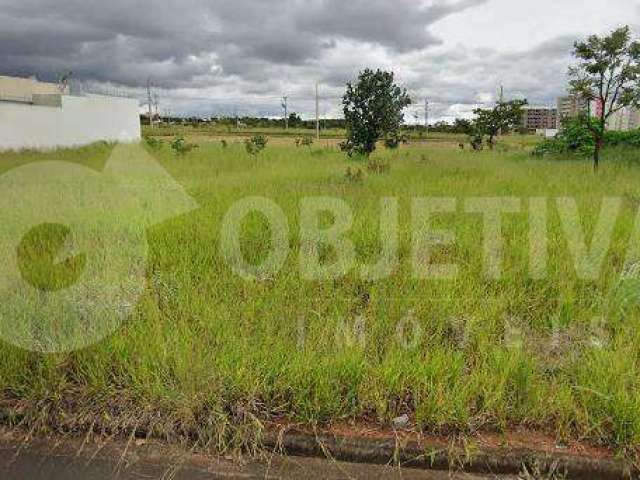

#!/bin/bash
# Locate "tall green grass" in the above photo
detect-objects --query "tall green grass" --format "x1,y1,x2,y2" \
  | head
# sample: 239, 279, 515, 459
1, 140, 640, 453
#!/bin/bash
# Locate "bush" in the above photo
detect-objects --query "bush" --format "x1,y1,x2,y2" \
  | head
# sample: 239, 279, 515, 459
532, 118, 640, 158
533, 117, 594, 157
144, 136, 163, 151
469, 132, 484, 151
383, 134, 409, 150
170, 136, 198, 156
605, 130, 640, 148
367, 157, 390, 174
244, 135, 268, 159
295, 136, 314, 148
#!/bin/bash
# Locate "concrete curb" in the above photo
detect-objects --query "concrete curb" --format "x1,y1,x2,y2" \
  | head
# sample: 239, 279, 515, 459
0, 407, 632, 479
263, 430, 633, 479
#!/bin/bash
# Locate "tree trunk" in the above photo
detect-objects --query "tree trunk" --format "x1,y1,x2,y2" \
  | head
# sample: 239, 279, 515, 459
593, 136, 603, 172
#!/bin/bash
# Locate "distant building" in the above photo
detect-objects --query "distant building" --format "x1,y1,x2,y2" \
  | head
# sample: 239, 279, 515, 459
607, 106, 640, 131
557, 94, 640, 131
556, 95, 590, 127
536, 128, 559, 138
521, 106, 558, 132
0, 74, 140, 150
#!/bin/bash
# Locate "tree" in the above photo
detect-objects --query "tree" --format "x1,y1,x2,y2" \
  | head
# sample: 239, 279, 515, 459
568, 26, 640, 170
288, 112, 302, 129
341, 69, 412, 157
472, 100, 527, 149
452, 118, 473, 135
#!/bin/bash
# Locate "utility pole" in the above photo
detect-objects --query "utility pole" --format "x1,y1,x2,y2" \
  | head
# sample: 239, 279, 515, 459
282, 96, 288, 130
424, 98, 429, 135
153, 93, 159, 123
146, 78, 154, 127
498, 84, 505, 135
315, 83, 320, 141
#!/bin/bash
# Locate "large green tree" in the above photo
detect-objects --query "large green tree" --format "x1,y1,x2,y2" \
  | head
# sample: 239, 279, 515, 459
341, 69, 412, 157
569, 26, 640, 170
472, 99, 527, 149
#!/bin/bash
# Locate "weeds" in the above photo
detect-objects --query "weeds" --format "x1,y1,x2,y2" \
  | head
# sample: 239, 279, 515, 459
144, 136, 163, 151
1, 140, 640, 456
295, 136, 314, 149
345, 166, 364, 183
170, 136, 198, 156
367, 157, 390, 174
518, 460, 567, 480
244, 135, 268, 159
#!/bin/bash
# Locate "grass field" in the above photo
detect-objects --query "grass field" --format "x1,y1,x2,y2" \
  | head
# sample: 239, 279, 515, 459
1, 137, 640, 456
143, 124, 477, 146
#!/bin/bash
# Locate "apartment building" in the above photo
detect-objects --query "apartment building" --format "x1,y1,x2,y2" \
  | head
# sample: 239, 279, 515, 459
521, 106, 558, 132
607, 106, 640, 131
557, 94, 640, 131
556, 95, 590, 125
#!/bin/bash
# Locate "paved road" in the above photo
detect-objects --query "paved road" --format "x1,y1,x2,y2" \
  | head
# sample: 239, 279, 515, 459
0, 433, 515, 480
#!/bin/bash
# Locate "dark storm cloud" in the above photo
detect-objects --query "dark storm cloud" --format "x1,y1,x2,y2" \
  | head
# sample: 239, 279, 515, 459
0, 0, 486, 87
0, 0, 614, 118
297, 0, 487, 52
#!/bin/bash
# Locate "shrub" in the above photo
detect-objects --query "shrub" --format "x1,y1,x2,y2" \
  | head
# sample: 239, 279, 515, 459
367, 157, 390, 174
533, 117, 595, 158
301, 136, 314, 148
295, 136, 314, 149
531, 119, 640, 158
144, 136, 163, 151
244, 135, 268, 159
383, 134, 408, 150
170, 136, 198, 156
469, 132, 484, 151
605, 129, 640, 148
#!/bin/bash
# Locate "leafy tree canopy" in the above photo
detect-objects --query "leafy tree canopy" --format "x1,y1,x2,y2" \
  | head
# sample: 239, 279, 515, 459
341, 69, 412, 157
568, 25, 640, 169
472, 99, 527, 148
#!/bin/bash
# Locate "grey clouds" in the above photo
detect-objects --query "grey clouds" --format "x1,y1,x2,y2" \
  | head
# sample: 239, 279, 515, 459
0, 0, 637, 120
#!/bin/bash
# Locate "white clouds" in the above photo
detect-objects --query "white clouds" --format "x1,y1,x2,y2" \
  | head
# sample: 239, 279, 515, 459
432, 0, 636, 52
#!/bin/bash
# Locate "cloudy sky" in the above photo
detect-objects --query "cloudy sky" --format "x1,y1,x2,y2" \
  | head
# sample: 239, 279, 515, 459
1, 0, 638, 121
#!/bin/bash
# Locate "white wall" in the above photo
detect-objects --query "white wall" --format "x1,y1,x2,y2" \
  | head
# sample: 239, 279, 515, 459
0, 95, 141, 151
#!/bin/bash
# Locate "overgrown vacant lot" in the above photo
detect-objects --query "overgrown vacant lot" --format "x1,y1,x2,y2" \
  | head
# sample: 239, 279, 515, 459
1, 139, 640, 453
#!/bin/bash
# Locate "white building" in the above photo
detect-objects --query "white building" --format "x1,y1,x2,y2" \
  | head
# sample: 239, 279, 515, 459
607, 106, 640, 131
556, 94, 640, 131
0, 75, 141, 151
